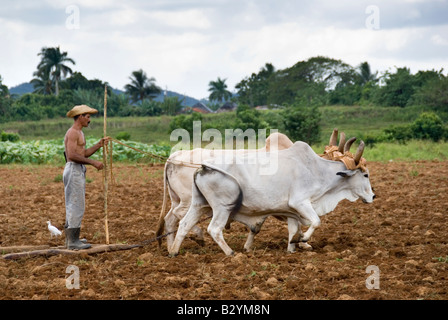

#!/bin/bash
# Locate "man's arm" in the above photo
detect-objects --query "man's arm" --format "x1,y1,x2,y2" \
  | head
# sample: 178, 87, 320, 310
85, 138, 108, 158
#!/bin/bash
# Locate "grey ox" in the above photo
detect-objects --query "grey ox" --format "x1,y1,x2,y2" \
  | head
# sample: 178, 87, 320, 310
169, 139, 375, 256
157, 132, 309, 253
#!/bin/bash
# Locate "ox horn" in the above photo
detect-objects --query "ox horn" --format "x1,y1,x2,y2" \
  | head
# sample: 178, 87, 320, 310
354, 140, 365, 164
329, 128, 338, 146
338, 132, 346, 153
344, 137, 357, 153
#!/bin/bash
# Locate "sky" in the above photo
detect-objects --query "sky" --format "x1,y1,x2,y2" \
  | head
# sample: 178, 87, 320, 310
1, 0, 447, 100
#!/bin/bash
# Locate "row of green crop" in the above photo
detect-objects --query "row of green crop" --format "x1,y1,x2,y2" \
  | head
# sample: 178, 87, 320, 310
0, 138, 171, 164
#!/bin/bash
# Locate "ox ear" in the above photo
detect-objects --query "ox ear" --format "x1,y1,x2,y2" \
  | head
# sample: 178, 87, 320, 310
336, 170, 356, 178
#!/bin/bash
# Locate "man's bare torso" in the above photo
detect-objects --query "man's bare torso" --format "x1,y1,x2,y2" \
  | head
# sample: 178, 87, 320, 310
64, 128, 86, 161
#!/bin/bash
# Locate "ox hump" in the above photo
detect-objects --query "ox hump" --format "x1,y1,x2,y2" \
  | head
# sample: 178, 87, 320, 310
285, 141, 319, 160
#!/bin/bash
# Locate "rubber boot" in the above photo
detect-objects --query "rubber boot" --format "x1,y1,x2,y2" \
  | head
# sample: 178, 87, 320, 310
74, 228, 89, 245
66, 228, 92, 250
65, 225, 87, 247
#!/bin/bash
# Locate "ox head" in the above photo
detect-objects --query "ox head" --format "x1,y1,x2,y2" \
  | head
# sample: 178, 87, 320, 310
335, 140, 376, 203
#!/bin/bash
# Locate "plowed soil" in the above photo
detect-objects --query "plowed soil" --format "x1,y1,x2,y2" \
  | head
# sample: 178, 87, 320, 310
1, 160, 447, 300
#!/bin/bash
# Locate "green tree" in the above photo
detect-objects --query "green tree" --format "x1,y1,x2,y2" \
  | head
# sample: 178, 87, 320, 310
267, 56, 352, 106
33, 46, 75, 96
410, 112, 445, 142
0, 75, 8, 97
357, 61, 378, 85
140, 100, 163, 116
64, 71, 109, 92
381, 112, 447, 143
281, 104, 321, 145
235, 63, 275, 107
233, 104, 270, 133
64, 71, 90, 90
0, 75, 12, 120
326, 62, 365, 105
208, 77, 232, 103
359, 80, 380, 105
295, 82, 328, 107
125, 69, 161, 104
31, 69, 54, 95
413, 69, 444, 87
169, 112, 203, 137
161, 96, 184, 116
374, 67, 417, 107
72, 88, 103, 113
409, 71, 448, 112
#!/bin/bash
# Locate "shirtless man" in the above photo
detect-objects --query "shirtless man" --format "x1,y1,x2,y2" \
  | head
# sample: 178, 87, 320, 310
64, 104, 108, 250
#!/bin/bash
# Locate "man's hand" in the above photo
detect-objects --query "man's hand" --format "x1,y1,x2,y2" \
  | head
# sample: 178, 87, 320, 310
99, 137, 111, 147
85, 137, 111, 158
93, 160, 104, 170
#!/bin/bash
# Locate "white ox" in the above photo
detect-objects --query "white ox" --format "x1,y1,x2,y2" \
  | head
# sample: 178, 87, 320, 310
169, 139, 375, 256
156, 132, 303, 252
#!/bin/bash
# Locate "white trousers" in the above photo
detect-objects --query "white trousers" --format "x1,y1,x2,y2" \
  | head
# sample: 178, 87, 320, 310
63, 162, 86, 229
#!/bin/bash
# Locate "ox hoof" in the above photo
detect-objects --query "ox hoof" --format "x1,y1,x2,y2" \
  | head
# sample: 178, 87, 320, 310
298, 242, 313, 251
290, 238, 308, 244
168, 252, 179, 258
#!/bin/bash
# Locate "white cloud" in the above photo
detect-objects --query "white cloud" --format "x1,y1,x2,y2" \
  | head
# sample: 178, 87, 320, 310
1, 0, 447, 99
146, 9, 212, 29
107, 7, 140, 27
431, 34, 448, 46
44, 0, 123, 10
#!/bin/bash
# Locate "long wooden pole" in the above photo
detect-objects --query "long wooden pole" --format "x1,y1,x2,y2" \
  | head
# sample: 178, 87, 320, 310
103, 85, 109, 245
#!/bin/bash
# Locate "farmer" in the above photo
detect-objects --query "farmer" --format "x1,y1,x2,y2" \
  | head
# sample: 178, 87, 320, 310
63, 104, 108, 250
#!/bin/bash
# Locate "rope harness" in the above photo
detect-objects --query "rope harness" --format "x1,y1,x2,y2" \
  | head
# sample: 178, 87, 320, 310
108, 138, 202, 168
109, 138, 170, 163
320, 145, 368, 172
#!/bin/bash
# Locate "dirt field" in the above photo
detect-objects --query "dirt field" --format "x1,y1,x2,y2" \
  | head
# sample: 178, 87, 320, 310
1, 160, 447, 300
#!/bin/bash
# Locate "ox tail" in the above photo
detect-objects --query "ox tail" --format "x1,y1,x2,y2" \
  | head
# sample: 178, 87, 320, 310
196, 163, 243, 218
156, 162, 170, 248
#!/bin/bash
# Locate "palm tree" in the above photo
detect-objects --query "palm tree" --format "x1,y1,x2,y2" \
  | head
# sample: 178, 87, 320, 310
31, 69, 53, 95
125, 69, 161, 103
34, 46, 75, 96
0, 75, 9, 97
208, 77, 232, 103
357, 62, 378, 85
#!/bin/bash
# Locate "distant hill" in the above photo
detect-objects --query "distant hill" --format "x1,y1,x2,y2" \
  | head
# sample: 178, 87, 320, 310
154, 90, 208, 107
9, 82, 34, 95
9, 82, 207, 107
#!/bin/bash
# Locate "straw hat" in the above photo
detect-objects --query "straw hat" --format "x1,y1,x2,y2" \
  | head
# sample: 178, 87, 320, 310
66, 105, 98, 118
